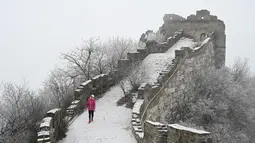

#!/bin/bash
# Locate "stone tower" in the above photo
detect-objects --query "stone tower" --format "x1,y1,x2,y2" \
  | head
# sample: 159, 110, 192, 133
161, 9, 226, 68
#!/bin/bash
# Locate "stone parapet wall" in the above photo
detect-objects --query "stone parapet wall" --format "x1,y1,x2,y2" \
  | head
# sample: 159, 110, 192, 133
131, 99, 144, 143
117, 30, 184, 72
143, 121, 167, 143
131, 106, 212, 143
141, 33, 216, 123
167, 124, 212, 143
36, 73, 115, 143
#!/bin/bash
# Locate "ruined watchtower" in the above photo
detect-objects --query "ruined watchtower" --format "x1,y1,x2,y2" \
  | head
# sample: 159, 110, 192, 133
162, 9, 226, 68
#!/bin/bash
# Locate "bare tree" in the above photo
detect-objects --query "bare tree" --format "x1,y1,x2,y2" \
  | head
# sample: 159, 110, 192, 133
42, 69, 74, 108
126, 62, 148, 91
92, 44, 108, 74
0, 81, 45, 143
62, 37, 137, 87
231, 57, 249, 82
104, 37, 137, 72
62, 38, 100, 80
118, 79, 128, 97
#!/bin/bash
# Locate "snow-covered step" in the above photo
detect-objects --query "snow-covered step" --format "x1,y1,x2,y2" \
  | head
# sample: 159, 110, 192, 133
132, 99, 144, 113
158, 129, 168, 133
132, 122, 141, 126
137, 126, 142, 130
131, 118, 141, 123
132, 114, 138, 118
136, 118, 141, 121
133, 124, 142, 128
134, 127, 143, 132
71, 100, 80, 104
137, 132, 144, 138
132, 120, 141, 124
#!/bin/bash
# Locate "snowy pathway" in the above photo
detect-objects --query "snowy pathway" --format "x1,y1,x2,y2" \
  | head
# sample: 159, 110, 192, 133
59, 86, 137, 143
59, 37, 195, 143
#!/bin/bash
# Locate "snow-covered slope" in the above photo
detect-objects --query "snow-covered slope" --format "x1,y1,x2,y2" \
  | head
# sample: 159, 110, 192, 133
59, 37, 195, 143
139, 37, 195, 84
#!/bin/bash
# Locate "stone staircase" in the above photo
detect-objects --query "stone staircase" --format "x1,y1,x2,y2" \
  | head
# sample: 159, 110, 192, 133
131, 99, 144, 139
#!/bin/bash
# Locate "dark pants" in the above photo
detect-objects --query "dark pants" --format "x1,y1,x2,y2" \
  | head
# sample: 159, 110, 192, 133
88, 110, 94, 121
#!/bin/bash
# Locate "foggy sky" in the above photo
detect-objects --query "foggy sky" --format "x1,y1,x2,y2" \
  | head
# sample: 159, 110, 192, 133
0, 0, 254, 90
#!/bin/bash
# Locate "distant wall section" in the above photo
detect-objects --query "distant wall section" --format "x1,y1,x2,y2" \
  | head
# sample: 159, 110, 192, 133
162, 9, 225, 68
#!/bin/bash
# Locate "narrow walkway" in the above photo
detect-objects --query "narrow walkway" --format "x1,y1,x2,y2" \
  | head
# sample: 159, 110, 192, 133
59, 37, 195, 143
59, 86, 137, 143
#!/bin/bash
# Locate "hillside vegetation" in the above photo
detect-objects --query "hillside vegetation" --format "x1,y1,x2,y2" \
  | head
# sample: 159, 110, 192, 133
167, 58, 255, 143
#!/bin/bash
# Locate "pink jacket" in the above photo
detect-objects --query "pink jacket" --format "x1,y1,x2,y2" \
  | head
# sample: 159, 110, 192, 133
87, 98, 96, 111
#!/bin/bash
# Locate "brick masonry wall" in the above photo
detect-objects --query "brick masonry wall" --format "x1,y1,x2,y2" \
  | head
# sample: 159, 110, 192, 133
146, 35, 216, 123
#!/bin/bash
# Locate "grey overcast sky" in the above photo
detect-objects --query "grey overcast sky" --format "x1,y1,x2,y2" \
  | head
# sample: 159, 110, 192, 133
0, 0, 254, 90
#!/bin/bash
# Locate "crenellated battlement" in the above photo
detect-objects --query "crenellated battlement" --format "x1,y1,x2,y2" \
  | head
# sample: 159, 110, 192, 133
117, 30, 184, 74
164, 9, 220, 22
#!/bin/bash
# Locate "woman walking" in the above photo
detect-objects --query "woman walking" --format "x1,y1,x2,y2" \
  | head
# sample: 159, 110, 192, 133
87, 94, 96, 123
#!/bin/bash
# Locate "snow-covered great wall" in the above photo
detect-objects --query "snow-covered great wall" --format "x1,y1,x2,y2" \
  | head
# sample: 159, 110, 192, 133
132, 34, 216, 143
130, 9, 225, 143
36, 9, 225, 143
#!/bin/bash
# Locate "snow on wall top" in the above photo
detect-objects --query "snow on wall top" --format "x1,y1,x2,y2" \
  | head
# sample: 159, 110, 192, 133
75, 88, 82, 92
40, 117, 52, 128
168, 124, 210, 134
132, 99, 144, 114
37, 131, 50, 136
81, 80, 92, 86
92, 74, 106, 80
201, 37, 210, 46
146, 120, 164, 126
47, 108, 60, 114
71, 100, 80, 104
67, 105, 77, 110
193, 37, 211, 50
37, 137, 50, 142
